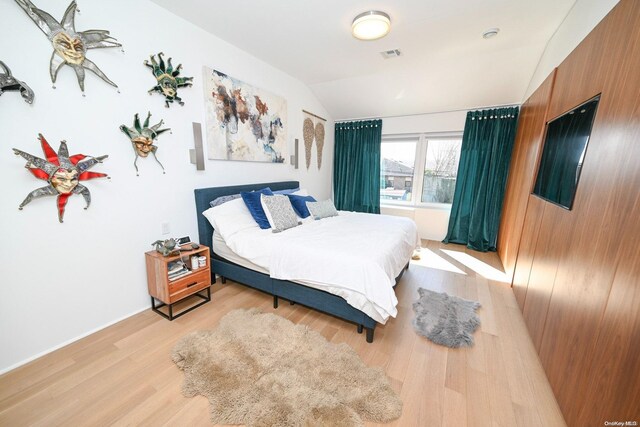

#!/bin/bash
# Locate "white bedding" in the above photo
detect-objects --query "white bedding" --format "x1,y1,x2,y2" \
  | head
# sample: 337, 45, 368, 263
212, 208, 418, 323
212, 230, 393, 323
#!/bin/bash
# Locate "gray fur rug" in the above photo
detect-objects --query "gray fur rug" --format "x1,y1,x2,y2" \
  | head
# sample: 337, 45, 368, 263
412, 288, 481, 348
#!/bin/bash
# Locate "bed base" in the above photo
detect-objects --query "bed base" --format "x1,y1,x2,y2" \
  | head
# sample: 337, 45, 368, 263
271, 297, 297, 308
271, 294, 373, 342
211, 253, 380, 342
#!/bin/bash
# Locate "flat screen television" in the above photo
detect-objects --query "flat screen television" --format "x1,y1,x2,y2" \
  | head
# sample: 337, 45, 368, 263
532, 95, 600, 210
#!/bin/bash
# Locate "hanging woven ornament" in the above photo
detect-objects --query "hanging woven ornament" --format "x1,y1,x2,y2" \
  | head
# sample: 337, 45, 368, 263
314, 121, 325, 169
303, 117, 314, 169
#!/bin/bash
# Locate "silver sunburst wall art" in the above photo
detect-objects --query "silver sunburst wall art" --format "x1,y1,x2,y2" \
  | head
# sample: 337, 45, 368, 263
13, 134, 109, 223
120, 112, 171, 175
14, 0, 122, 95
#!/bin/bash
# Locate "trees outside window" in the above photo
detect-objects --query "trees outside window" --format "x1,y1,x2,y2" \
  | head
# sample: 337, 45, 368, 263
380, 134, 462, 206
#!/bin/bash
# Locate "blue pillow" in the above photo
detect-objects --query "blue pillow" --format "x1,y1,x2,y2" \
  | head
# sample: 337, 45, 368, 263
241, 188, 274, 229
287, 194, 316, 218
273, 187, 300, 195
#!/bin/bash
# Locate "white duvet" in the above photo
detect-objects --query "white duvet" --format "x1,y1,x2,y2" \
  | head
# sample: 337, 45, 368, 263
208, 201, 418, 323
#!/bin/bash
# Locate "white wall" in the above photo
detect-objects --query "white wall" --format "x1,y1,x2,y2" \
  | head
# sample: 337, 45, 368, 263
0, 0, 333, 373
524, 0, 619, 100
382, 110, 468, 135
381, 110, 467, 241
384, 0, 621, 239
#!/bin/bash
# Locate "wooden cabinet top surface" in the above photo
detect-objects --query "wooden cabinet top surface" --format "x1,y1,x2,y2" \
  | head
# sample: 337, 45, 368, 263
145, 245, 209, 262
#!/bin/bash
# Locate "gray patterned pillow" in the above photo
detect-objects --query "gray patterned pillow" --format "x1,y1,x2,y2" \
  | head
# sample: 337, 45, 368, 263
209, 193, 241, 208
307, 199, 338, 220
260, 194, 301, 233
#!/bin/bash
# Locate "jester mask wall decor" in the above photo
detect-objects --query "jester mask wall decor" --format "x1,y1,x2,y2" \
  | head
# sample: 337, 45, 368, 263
145, 52, 193, 107
0, 60, 35, 104
14, 0, 122, 94
13, 134, 109, 223
120, 112, 170, 175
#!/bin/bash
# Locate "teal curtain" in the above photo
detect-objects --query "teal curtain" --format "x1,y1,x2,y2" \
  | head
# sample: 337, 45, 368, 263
443, 107, 520, 252
333, 119, 382, 213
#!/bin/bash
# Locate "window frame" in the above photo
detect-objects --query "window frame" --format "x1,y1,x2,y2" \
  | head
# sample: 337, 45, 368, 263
379, 135, 420, 206
380, 131, 463, 209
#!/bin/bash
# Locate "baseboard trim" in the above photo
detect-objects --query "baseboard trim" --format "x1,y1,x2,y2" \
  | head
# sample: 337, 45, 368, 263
0, 305, 150, 376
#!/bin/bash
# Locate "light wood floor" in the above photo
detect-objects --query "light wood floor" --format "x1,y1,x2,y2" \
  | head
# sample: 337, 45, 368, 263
0, 240, 566, 426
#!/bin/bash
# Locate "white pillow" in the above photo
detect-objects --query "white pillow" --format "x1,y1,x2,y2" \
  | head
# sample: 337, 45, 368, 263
202, 197, 259, 241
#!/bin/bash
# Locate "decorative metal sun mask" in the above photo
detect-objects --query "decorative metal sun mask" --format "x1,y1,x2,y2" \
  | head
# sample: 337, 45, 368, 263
145, 52, 193, 107
0, 60, 35, 104
15, 0, 122, 93
13, 134, 109, 222
120, 112, 170, 175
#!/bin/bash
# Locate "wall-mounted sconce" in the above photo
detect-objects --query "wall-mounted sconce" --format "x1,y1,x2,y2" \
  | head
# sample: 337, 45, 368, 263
290, 138, 299, 169
190, 122, 205, 171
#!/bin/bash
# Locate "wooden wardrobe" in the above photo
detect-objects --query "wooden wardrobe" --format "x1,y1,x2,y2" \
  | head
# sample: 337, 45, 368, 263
497, 0, 640, 424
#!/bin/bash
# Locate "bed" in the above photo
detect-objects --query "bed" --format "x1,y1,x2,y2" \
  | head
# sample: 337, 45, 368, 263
194, 181, 416, 342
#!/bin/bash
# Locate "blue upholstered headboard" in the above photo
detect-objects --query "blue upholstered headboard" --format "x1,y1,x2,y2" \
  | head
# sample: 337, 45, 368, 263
194, 181, 300, 255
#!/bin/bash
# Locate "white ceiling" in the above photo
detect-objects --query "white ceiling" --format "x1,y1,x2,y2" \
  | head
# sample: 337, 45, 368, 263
150, 0, 576, 120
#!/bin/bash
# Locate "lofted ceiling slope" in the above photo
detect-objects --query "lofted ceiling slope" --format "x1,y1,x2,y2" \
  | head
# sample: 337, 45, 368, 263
150, 0, 576, 120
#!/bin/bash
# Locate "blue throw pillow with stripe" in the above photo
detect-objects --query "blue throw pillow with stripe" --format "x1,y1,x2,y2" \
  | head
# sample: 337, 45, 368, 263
287, 194, 316, 218
241, 188, 274, 229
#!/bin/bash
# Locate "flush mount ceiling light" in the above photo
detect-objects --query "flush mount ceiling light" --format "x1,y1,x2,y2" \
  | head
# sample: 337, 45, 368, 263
352, 11, 391, 40
482, 28, 500, 39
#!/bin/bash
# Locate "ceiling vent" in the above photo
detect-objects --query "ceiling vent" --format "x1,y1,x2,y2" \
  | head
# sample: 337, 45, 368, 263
380, 49, 402, 59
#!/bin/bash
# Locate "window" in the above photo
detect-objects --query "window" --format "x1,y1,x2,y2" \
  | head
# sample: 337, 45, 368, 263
380, 134, 462, 206
380, 139, 416, 202
421, 138, 462, 204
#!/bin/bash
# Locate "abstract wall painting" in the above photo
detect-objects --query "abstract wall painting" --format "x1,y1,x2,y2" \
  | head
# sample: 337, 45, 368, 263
14, 0, 122, 94
203, 66, 287, 163
13, 134, 109, 223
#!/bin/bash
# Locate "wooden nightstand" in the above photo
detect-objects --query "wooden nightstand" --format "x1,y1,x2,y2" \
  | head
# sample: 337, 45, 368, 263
145, 245, 211, 320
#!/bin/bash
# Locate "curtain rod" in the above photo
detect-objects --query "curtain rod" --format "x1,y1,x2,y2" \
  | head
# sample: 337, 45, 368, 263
336, 102, 521, 123
302, 109, 327, 122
